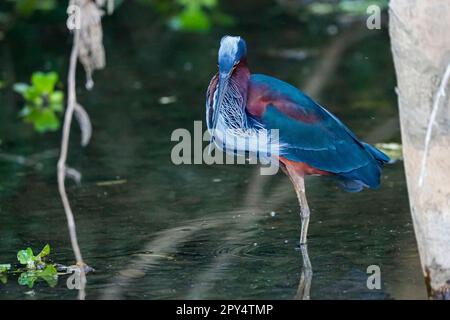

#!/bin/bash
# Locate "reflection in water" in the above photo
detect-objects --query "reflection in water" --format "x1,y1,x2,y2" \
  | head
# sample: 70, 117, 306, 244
101, 222, 221, 299
295, 244, 312, 300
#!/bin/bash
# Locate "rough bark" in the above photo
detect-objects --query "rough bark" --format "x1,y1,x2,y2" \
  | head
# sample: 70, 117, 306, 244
389, 0, 450, 299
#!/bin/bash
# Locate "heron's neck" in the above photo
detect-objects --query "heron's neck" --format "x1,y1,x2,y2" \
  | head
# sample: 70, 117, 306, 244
221, 59, 251, 129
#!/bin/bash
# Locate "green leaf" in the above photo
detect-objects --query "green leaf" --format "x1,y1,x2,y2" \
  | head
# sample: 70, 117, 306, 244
18, 265, 58, 289
49, 91, 64, 105
33, 95, 44, 107
36, 244, 50, 260
35, 109, 59, 133
39, 264, 58, 287
0, 264, 11, 273
49, 91, 64, 112
18, 272, 38, 288
17, 247, 35, 269
24, 109, 60, 133
22, 86, 40, 102
31, 71, 57, 94
30, 72, 45, 88
23, 108, 40, 122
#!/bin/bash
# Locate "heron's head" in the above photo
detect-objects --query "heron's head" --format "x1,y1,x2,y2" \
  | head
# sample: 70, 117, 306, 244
218, 36, 247, 77
209, 36, 247, 142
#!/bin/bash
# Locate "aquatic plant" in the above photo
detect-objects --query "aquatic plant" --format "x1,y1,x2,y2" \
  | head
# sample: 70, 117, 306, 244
18, 264, 58, 288
15, 244, 58, 288
13, 71, 64, 133
17, 244, 51, 269
0, 245, 60, 288
0, 244, 94, 289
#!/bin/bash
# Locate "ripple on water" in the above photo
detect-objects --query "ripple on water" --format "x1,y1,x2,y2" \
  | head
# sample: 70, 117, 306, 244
167, 213, 293, 262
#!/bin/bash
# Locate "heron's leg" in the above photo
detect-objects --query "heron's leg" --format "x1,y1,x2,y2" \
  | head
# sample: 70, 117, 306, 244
286, 167, 311, 245
295, 244, 313, 300
298, 185, 310, 245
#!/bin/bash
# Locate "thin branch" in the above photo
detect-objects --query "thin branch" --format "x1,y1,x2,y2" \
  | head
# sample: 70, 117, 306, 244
418, 63, 450, 187
57, 27, 86, 300
56, 0, 112, 299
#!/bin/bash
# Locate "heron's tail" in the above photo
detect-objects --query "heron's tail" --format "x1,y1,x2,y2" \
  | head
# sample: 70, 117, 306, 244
337, 142, 390, 192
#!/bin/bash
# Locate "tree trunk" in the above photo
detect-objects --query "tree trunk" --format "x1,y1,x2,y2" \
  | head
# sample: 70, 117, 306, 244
389, 0, 450, 299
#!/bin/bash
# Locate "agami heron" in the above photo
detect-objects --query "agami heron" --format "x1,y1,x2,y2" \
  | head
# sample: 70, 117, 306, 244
206, 36, 389, 245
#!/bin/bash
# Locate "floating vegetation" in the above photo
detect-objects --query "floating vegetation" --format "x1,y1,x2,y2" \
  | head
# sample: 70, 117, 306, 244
17, 244, 51, 269
18, 265, 58, 288
0, 244, 93, 289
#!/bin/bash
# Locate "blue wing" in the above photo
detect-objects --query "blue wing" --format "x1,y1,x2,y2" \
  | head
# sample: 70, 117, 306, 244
248, 74, 389, 190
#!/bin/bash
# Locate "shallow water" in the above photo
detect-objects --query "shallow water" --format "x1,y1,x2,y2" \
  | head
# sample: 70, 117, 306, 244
0, 3, 425, 299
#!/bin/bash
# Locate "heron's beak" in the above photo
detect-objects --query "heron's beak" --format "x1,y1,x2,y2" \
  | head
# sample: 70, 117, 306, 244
210, 73, 229, 144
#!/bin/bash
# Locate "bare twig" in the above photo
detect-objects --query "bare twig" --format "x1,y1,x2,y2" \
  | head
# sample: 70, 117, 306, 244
57, 0, 113, 299
57, 26, 86, 300
418, 63, 450, 187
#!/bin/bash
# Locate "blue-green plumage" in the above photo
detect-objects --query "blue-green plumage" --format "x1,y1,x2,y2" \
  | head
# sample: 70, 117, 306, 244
247, 74, 389, 191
